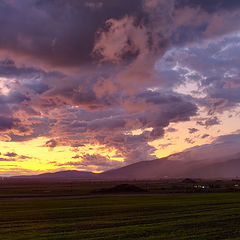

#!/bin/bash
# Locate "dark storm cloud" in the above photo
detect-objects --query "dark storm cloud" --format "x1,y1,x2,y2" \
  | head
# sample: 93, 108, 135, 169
0, 0, 142, 68
53, 90, 197, 137
0, 0, 239, 69
44, 84, 101, 110
7, 119, 53, 142
0, 116, 20, 132
0, 0, 239, 111
0, 59, 47, 83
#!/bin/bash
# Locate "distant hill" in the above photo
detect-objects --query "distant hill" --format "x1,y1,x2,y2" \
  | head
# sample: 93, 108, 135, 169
12, 170, 96, 179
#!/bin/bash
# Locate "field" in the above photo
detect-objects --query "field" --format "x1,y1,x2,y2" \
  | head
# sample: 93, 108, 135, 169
0, 178, 239, 198
1, 192, 240, 239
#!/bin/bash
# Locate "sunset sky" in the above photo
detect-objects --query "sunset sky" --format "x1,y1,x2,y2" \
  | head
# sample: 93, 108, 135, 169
0, 0, 240, 176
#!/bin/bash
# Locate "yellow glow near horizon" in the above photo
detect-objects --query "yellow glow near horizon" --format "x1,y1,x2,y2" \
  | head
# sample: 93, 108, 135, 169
0, 106, 239, 176
0, 137, 124, 176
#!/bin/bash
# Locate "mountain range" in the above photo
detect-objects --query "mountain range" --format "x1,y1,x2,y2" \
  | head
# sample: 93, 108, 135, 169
11, 151, 240, 180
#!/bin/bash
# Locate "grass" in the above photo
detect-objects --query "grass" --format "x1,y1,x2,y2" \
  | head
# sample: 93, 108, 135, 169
1, 193, 240, 239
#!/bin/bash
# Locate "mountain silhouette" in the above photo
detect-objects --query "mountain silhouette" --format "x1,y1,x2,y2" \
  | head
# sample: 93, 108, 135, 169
10, 152, 240, 180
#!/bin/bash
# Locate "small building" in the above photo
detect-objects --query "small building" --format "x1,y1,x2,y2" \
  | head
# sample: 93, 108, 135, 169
193, 185, 209, 189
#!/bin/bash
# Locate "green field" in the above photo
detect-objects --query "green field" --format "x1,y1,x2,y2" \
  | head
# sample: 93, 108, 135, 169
1, 193, 240, 239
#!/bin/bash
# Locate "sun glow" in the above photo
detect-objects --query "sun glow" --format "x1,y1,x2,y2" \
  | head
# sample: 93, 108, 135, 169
0, 137, 124, 176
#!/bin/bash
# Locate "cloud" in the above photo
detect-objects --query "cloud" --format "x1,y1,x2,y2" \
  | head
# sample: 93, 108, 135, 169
179, 132, 240, 163
4, 152, 17, 157
197, 117, 220, 128
0, 0, 142, 69
44, 89, 198, 164
0, 0, 239, 72
0, 158, 16, 162
0, 116, 19, 132
58, 153, 123, 171
177, 0, 240, 13
93, 15, 148, 63
18, 155, 32, 159
158, 35, 240, 113
81, 154, 121, 167
185, 138, 195, 144
45, 139, 57, 148
188, 128, 199, 134
2, 152, 32, 160
166, 127, 177, 133
201, 134, 210, 139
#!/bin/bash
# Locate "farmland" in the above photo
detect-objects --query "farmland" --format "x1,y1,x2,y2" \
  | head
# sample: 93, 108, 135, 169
1, 190, 240, 239
0, 178, 239, 198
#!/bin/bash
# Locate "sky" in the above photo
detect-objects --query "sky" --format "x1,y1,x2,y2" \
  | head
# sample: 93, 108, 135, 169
0, 0, 240, 176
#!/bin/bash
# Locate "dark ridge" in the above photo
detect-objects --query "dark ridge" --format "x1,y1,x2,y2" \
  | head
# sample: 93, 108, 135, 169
11, 170, 96, 179
182, 178, 197, 184
92, 184, 146, 194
